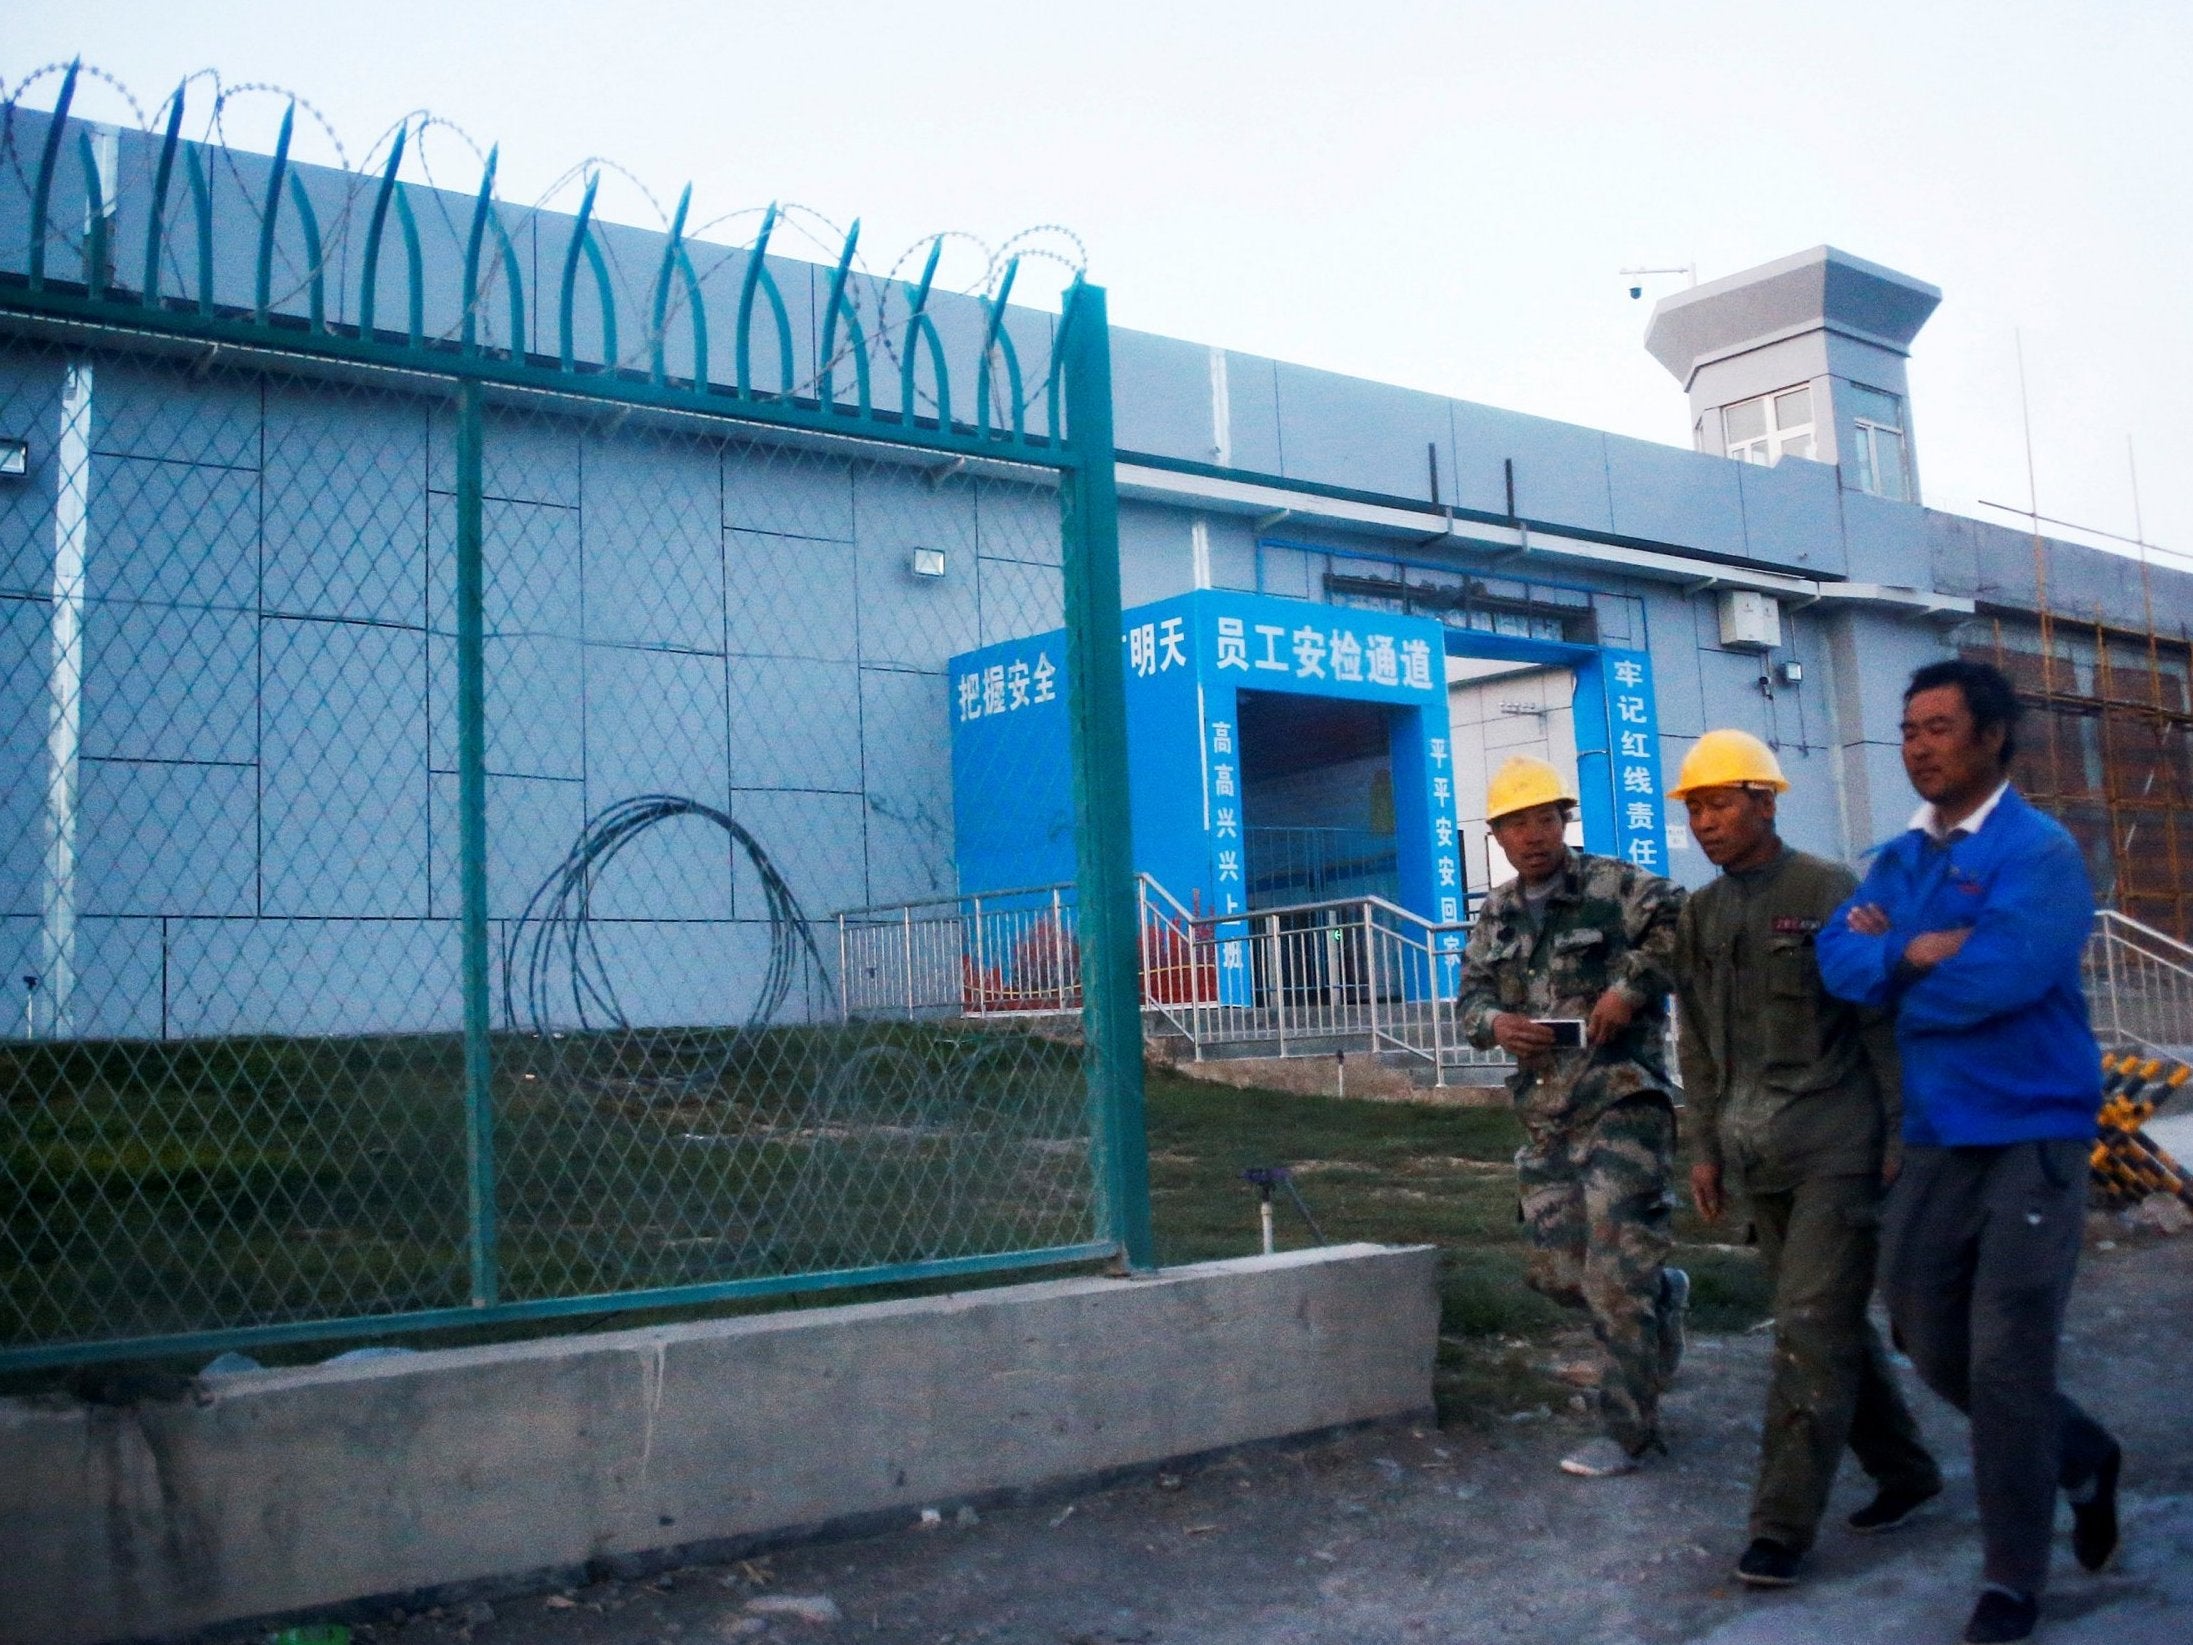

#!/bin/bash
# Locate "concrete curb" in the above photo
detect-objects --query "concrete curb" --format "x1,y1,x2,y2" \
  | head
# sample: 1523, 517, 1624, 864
0, 1243, 1437, 1645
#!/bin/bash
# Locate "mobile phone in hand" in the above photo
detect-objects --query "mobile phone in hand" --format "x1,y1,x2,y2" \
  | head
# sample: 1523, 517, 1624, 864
1537, 1018, 1586, 1049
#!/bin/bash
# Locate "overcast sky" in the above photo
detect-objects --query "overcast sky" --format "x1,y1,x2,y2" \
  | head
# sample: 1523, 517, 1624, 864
11, 1, 2191, 580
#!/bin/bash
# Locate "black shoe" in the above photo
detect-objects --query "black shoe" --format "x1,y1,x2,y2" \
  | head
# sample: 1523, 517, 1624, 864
1963, 1587, 2038, 1643
2071, 1439, 2122, 1572
1733, 1537, 1802, 1588
1847, 1479, 1942, 1533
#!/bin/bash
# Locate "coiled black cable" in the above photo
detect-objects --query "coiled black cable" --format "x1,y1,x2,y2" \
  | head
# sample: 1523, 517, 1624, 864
500, 793, 830, 1039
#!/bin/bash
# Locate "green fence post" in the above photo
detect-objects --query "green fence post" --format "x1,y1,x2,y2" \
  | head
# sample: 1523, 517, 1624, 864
1059, 283, 1154, 1270
455, 381, 500, 1305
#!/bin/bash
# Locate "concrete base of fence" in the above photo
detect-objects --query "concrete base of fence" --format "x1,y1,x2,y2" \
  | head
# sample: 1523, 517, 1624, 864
0, 1243, 1436, 1645
1159, 1052, 1511, 1103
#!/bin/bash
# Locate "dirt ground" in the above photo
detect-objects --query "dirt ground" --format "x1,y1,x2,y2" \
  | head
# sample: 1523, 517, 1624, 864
320, 1233, 2193, 1645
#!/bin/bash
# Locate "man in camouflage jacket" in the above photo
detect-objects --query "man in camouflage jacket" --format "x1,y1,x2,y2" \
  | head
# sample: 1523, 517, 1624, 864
1459, 757, 1689, 1476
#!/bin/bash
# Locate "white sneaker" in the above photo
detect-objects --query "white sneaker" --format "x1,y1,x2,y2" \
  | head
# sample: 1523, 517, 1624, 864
1559, 1436, 1641, 1478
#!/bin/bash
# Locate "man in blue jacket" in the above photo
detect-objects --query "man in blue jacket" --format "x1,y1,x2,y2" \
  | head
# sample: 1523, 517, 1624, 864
1817, 658, 2121, 1645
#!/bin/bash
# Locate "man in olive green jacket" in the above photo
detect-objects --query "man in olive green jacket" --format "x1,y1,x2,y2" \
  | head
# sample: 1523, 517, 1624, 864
1670, 730, 1940, 1590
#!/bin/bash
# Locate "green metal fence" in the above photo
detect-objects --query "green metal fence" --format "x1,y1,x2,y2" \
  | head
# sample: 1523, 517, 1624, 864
0, 65, 1150, 1370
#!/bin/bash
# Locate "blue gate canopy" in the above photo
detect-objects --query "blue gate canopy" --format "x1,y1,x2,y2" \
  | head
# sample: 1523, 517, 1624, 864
949, 590, 1465, 929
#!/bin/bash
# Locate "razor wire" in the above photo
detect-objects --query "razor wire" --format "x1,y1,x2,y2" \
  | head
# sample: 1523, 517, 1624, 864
0, 59, 1087, 424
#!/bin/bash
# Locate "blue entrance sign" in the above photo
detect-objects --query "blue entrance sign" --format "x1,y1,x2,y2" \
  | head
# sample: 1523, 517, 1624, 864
950, 590, 1463, 1002
1572, 646, 1669, 873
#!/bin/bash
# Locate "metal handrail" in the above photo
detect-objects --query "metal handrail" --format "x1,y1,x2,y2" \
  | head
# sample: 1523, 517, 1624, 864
2095, 908, 2193, 964
2086, 907, 2193, 1055
839, 876, 1508, 1085
835, 880, 1079, 920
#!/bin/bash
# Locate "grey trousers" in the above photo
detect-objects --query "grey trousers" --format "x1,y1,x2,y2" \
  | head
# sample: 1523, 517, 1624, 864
1879, 1139, 2118, 1596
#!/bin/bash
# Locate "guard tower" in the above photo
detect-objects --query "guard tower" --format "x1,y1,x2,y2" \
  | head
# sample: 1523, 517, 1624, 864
1644, 246, 1940, 504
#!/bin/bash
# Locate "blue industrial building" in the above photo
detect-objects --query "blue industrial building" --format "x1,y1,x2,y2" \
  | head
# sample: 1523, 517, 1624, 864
4, 105, 2188, 1043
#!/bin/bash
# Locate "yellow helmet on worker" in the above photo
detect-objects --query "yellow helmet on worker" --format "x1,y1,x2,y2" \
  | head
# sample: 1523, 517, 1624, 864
1485, 755, 1578, 822
1666, 728, 1790, 800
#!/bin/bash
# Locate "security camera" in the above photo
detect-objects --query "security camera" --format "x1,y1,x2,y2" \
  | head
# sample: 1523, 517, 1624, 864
1628, 285, 1643, 300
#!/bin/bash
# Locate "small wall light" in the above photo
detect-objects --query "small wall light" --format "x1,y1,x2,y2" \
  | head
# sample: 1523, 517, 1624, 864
1777, 659, 1804, 687
908, 546, 947, 579
0, 438, 28, 480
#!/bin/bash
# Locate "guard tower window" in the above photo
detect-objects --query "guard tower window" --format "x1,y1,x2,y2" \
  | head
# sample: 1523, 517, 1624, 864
1846, 383, 1910, 501
1722, 385, 1815, 465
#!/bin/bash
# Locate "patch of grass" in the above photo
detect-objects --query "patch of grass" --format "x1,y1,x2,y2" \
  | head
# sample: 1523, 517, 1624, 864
2, 1022, 1100, 1368
5, 1034, 1772, 1413
1143, 1068, 1772, 1425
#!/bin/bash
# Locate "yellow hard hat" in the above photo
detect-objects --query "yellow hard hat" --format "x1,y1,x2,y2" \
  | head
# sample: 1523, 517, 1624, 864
1666, 728, 1790, 800
1486, 755, 1577, 822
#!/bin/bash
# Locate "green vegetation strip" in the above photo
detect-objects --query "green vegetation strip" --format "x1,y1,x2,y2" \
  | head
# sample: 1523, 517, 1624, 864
1142, 1068, 1770, 1425
4, 1038, 1767, 1420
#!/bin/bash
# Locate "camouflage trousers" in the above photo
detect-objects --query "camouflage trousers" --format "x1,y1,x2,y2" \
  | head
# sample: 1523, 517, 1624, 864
1516, 1095, 1678, 1453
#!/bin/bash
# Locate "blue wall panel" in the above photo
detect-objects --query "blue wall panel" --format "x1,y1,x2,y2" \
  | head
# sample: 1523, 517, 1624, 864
1273, 362, 1453, 504
728, 655, 863, 792
724, 441, 854, 542
92, 358, 261, 470
1204, 512, 1260, 593
1738, 456, 1847, 577
580, 818, 738, 924
260, 618, 429, 919
1637, 586, 1707, 740
1839, 488, 1928, 585
1767, 739, 1845, 863
584, 643, 730, 801
1451, 400, 1613, 532
0, 600, 47, 916
1110, 329, 1218, 464
167, 919, 462, 1038
51, 917, 166, 1041
81, 602, 258, 764
1691, 633, 1779, 745
79, 759, 256, 917
856, 461, 979, 560
263, 387, 427, 625
427, 771, 586, 922
725, 529, 857, 660
431, 633, 586, 780
581, 432, 724, 653
1223, 354, 1287, 475
0, 352, 62, 598
853, 469, 981, 668
1433, 400, 1513, 518
1590, 585, 1645, 646
975, 477, 1060, 568
978, 554, 1063, 646
729, 788, 870, 918
428, 405, 581, 508
90, 456, 260, 611
1604, 436, 1746, 560
859, 666, 956, 906
580, 644, 737, 919
1117, 501, 1197, 608
551, 919, 785, 1029
468, 498, 584, 639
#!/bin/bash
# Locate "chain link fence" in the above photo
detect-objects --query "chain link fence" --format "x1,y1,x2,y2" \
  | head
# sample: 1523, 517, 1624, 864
1, 72, 1147, 1368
